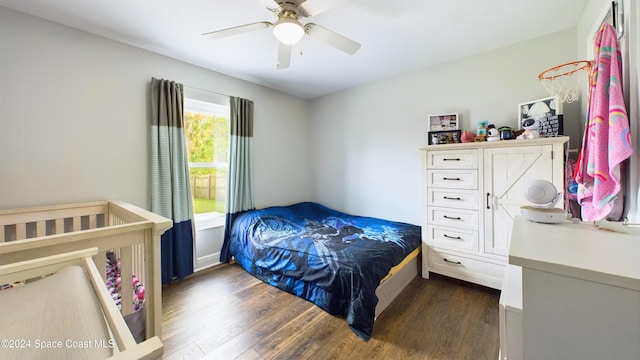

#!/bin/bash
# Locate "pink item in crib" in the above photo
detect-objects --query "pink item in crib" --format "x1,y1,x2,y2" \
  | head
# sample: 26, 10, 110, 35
575, 23, 633, 221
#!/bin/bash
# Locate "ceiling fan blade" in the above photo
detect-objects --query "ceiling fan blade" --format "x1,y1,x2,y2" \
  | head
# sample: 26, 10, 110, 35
300, 0, 350, 16
203, 22, 271, 40
304, 23, 361, 55
254, 0, 278, 8
277, 43, 292, 69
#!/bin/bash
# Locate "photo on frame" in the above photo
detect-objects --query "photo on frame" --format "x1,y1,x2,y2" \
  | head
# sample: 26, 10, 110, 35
428, 130, 462, 145
428, 113, 459, 131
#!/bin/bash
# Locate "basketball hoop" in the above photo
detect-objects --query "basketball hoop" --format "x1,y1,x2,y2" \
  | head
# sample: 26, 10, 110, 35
538, 60, 593, 103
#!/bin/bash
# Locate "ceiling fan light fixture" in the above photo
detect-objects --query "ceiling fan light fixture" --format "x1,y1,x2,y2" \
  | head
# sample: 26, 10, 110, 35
272, 17, 305, 45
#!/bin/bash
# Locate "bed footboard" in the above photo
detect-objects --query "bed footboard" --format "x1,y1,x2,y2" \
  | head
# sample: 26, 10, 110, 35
375, 248, 421, 319
0, 200, 172, 340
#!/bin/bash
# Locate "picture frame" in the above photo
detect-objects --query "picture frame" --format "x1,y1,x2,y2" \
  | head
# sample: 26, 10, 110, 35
428, 129, 462, 145
539, 115, 564, 137
428, 113, 459, 131
518, 96, 562, 130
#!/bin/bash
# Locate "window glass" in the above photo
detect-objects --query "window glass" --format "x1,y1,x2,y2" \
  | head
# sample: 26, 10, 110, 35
184, 98, 230, 215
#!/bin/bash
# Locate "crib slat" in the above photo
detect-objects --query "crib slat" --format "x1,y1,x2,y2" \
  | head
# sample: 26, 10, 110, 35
133, 243, 145, 290
36, 221, 46, 237
93, 251, 107, 284
88, 214, 97, 229
72, 216, 81, 232
55, 218, 64, 234
16, 223, 26, 240
0, 226, 4, 243
120, 246, 134, 316
110, 213, 126, 226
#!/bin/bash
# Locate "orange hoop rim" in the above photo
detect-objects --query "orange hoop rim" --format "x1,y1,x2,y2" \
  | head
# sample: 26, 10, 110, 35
538, 60, 593, 81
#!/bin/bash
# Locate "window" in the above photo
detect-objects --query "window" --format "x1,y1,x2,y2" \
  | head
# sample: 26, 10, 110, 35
183, 97, 230, 216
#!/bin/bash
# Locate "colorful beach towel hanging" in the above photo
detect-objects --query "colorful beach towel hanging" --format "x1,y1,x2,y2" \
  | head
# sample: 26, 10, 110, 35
575, 23, 633, 221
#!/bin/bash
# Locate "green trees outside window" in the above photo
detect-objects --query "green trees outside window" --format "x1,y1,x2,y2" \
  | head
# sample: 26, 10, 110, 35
184, 111, 229, 214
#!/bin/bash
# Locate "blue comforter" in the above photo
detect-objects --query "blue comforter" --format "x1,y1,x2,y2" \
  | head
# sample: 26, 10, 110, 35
227, 202, 421, 340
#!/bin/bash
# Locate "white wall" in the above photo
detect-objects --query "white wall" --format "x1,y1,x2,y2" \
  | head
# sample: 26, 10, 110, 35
309, 29, 579, 225
0, 6, 311, 211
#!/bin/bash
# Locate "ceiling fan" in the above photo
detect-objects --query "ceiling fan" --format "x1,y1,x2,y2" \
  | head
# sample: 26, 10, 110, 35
202, 0, 361, 69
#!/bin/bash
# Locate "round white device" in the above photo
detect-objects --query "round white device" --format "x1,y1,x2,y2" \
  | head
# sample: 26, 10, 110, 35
520, 180, 567, 224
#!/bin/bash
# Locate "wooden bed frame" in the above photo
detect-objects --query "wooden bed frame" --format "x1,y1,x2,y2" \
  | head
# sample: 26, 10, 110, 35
0, 200, 172, 344
374, 247, 421, 318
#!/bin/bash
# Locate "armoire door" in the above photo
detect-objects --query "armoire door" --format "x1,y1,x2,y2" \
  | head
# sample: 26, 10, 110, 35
483, 145, 556, 256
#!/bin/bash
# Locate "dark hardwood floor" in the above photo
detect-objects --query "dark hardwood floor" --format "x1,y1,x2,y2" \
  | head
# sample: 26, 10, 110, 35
161, 263, 500, 360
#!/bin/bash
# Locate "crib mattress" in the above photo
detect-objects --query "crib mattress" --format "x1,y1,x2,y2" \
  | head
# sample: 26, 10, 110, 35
0, 265, 113, 360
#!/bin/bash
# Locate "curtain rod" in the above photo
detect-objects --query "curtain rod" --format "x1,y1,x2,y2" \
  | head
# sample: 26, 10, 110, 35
183, 85, 233, 98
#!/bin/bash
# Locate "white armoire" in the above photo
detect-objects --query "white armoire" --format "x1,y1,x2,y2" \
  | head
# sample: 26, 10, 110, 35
420, 136, 569, 289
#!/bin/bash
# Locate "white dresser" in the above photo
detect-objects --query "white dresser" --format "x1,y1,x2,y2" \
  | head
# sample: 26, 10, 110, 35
505, 217, 640, 360
420, 136, 568, 289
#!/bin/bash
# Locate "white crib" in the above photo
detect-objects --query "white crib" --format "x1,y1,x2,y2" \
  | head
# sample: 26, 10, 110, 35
0, 200, 172, 359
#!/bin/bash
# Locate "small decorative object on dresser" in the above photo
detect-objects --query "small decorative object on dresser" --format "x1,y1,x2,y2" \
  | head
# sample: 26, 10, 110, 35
428, 129, 462, 145
499, 126, 513, 140
461, 130, 476, 143
487, 124, 500, 142
518, 96, 563, 138
477, 120, 489, 135
428, 113, 459, 131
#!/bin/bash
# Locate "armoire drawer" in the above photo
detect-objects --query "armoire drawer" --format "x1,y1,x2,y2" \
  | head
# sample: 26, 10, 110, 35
427, 149, 478, 169
426, 225, 478, 251
427, 169, 477, 189
427, 249, 505, 288
427, 207, 478, 230
427, 188, 478, 210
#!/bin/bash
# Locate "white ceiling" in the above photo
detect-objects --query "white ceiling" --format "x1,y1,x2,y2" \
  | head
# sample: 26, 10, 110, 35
0, 0, 589, 99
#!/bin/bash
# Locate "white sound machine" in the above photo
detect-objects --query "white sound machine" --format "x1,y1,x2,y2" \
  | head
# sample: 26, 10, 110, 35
520, 179, 567, 224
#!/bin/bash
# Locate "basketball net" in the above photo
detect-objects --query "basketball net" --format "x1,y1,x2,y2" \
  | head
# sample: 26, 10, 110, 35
538, 60, 593, 103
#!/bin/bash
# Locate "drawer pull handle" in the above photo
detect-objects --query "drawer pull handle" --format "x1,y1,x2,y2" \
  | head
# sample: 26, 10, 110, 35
443, 258, 462, 265
443, 177, 461, 181
444, 234, 462, 240
443, 158, 461, 161
443, 196, 462, 201
443, 215, 462, 220
486, 192, 491, 209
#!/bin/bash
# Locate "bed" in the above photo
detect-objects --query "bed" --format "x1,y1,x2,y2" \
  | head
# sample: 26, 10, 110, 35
0, 200, 172, 359
226, 202, 422, 341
